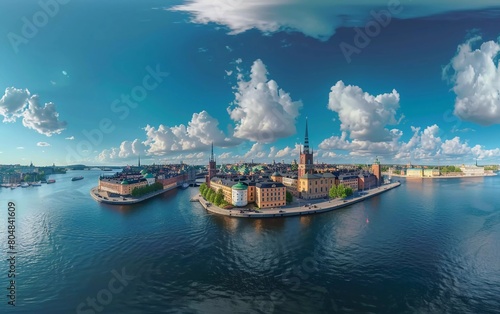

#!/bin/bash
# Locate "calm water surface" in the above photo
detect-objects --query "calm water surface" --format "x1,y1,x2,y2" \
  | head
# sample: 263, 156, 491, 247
1, 170, 499, 313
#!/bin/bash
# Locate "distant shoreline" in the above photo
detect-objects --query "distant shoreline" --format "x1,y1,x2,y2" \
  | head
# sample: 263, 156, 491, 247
384, 173, 497, 179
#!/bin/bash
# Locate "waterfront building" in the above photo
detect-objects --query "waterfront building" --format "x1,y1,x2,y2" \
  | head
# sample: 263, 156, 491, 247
338, 174, 359, 191
232, 182, 248, 207
460, 165, 485, 176
255, 182, 286, 208
372, 157, 382, 186
423, 168, 440, 177
298, 172, 336, 200
99, 176, 148, 196
210, 177, 235, 203
406, 168, 423, 178
358, 172, 377, 190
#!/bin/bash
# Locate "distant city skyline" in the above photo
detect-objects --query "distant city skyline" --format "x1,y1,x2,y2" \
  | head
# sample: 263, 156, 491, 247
1, 1, 500, 166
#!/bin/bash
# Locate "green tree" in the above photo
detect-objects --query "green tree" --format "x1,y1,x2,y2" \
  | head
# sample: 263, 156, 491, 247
345, 187, 353, 197
329, 185, 338, 198
291, 163, 298, 171
214, 193, 223, 206
199, 183, 207, 194
337, 184, 347, 199
214, 189, 224, 206
286, 191, 293, 204
131, 182, 163, 197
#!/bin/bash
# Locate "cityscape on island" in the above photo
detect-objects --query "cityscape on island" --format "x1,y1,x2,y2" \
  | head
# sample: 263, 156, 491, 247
2, 1, 500, 312
2, 120, 497, 217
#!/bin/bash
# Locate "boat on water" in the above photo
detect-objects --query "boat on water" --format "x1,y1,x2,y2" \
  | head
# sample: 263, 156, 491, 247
180, 182, 189, 189
72, 176, 84, 181
47, 179, 56, 184
21, 182, 30, 188
32, 181, 42, 186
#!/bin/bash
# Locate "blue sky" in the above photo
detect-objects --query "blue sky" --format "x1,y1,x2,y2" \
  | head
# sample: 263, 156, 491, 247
1, 0, 500, 166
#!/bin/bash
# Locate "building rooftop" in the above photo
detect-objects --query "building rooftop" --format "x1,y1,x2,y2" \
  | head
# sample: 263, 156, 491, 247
301, 173, 321, 179
232, 182, 248, 190
256, 182, 285, 188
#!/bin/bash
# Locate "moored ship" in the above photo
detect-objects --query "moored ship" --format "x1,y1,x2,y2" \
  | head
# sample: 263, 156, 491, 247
47, 179, 56, 184
71, 176, 84, 181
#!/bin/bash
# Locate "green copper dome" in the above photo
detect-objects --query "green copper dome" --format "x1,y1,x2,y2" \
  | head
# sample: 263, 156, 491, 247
232, 182, 248, 190
144, 173, 154, 178
120, 180, 129, 185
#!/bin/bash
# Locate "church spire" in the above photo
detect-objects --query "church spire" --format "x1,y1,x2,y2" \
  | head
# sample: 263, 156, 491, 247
210, 142, 214, 162
304, 117, 310, 154
138, 154, 141, 167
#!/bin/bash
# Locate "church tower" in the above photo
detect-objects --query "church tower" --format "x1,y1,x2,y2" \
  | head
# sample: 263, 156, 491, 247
372, 157, 382, 186
298, 118, 314, 177
206, 142, 217, 186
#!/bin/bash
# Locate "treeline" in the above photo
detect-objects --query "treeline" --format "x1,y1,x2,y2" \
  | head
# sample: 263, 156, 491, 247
440, 166, 462, 173
199, 183, 230, 207
329, 183, 353, 199
23, 172, 45, 182
485, 165, 499, 171
131, 182, 163, 197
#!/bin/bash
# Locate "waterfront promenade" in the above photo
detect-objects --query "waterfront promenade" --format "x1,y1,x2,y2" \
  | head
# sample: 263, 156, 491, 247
90, 186, 175, 204
194, 181, 401, 218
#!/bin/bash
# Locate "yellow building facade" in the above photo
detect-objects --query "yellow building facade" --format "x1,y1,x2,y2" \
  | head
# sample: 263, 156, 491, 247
256, 182, 286, 208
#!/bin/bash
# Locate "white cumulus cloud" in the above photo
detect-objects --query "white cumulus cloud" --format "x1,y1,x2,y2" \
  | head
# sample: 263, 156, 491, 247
118, 139, 147, 158
36, 142, 50, 147
228, 59, 302, 143
0, 87, 30, 122
444, 37, 500, 125
327, 80, 400, 142
143, 110, 240, 155
22, 96, 67, 136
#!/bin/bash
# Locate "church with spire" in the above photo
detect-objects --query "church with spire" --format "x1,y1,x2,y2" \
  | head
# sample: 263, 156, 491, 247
298, 117, 314, 178
206, 142, 217, 187
297, 118, 337, 199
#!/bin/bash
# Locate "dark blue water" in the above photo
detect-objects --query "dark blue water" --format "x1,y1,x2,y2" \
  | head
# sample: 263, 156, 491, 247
1, 170, 499, 313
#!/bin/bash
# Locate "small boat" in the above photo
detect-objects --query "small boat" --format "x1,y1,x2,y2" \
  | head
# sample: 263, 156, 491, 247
21, 182, 30, 188
71, 176, 84, 181
32, 181, 42, 186
180, 182, 189, 189
47, 179, 56, 184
